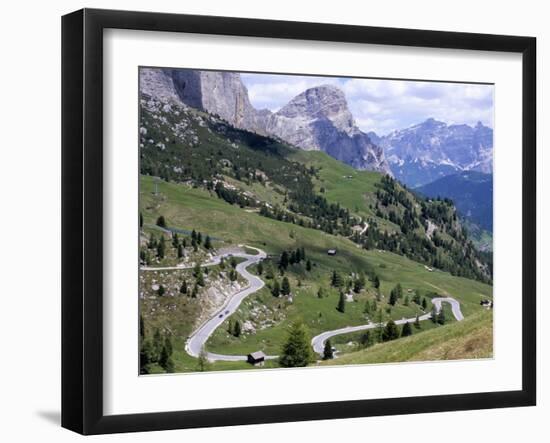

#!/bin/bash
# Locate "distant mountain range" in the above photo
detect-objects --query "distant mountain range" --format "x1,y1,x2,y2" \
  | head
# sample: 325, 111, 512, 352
416, 171, 493, 232
369, 118, 493, 188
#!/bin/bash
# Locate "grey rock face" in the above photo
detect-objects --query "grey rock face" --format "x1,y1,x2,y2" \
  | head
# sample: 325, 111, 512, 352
140, 69, 391, 174
375, 118, 493, 187
171, 69, 270, 133
266, 85, 392, 174
140, 67, 269, 133
139, 68, 182, 104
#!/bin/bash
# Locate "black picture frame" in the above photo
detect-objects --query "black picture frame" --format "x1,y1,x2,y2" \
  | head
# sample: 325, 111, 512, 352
62, 8, 536, 435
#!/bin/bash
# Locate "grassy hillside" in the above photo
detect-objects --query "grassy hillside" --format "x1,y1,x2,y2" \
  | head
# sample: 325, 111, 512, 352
140, 175, 492, 370
140, 94, 491, 283
138, 93, 494, 374
289, 150, 380, 218
320, 309, 493, 365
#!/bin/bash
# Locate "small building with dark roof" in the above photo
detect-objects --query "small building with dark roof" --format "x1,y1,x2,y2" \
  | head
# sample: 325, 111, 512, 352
247, 351, 266, 366
327, 249, 337, 256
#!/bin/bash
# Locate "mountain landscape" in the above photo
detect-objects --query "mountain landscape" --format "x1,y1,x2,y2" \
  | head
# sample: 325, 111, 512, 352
416, 171, 493, 252
417, 171, 493, 232
137, 67, 493, 374
140, 68, 391, 174
369, 118, 493, 188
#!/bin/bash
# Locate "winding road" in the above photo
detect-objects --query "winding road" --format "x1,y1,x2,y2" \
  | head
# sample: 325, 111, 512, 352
142, 246, 464, 361
141, 245, 268, 361
311, 296, 463, 354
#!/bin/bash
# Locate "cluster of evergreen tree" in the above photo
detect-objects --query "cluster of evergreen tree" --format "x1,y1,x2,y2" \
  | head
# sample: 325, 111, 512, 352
271, 276, 292, 297
139, 315, 175, 374
277, 247, 306, 272
214, 181, 258, 208
141, 226, 214, 267
356, 218, 491, 284
368, 177, 492, 284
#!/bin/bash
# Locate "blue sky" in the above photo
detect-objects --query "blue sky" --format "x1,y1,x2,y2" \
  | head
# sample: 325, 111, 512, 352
241, 73, 494, 136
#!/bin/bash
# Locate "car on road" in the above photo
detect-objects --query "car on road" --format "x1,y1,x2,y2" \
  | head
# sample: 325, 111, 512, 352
225, 310, 229, 314
218, 314, 223, 318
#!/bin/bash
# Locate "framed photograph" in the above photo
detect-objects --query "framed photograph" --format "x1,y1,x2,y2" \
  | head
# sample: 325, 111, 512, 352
62, 8, 536, 435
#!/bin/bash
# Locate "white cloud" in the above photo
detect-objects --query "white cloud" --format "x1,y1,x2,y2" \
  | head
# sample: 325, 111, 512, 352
241, 73, 494, 135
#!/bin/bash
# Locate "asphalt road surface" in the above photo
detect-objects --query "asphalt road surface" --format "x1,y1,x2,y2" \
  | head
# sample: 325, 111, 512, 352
184, 246, 269, 361
142, 251, 464, 362
311, 297, 464, 355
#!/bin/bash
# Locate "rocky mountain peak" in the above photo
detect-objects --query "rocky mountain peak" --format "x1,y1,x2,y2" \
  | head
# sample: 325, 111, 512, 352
373, 118, 493, 187
267, 85, 391, 174
140, 68, 391, 175
277, 84, 356, 135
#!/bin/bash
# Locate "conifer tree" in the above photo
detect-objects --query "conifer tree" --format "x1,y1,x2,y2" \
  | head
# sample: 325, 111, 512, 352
337, 291, 346, 313
196, 271, 205, 287
281, 277, 291, 296
197, 347, 210, 372
156, 215, 166, 228
157, 284, 165, 296
331, 270, 343, 288
159, 345, 170, 370
414, 313, 421, 329
233, 320, 241, 337
148, 233, 157, 249
360, 330, 373, 347
279, 251, 289, 271
437, 305, 446, 325
157, 237, 166, 259
389, 288, 398, 306
323, 340, 334, 360
193, 262, 202, 278
401, 321, 413, 337
354, 274, 366, 293
152, 328, 163, 362
139, 314, 145, 339
279, 321, 312, 368
306, 259, 312, 272
257, 261, 263, 275
272, 280, 280, 297
382, 319, 400, 341
180, 280, 188, 295
265, 264, 275, 279
204, 235, 212, 249
431, 304, 438, 323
